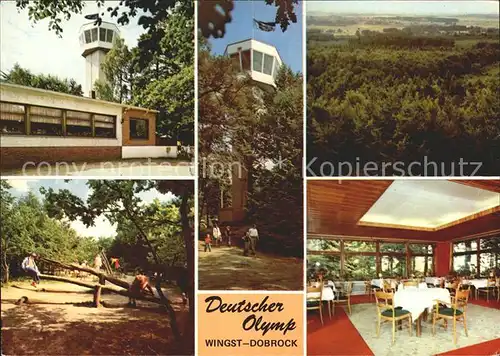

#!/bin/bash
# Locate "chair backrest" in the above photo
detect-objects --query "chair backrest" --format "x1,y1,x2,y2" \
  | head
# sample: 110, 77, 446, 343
345, 281, 353, 295
403, 281, 418, 287
374, 290, 395, 315
307, 282, 324, 300
454, 288, 470, 310
383, 280, 392, 292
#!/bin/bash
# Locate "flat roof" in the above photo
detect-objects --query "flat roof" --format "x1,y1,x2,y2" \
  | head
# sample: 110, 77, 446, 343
224, 38, 284, 64
0, 82, 159, 113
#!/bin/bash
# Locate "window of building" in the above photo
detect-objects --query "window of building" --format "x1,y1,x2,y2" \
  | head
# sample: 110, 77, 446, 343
84, 30, 91, 44
0, 102, 25, 134
106, 29, 114, 43
307, 239, 340, 252
452, 236, 499, 276
94, 114, 115, 138
91, 28, 98, 42
29, 106, 63, 136
130, 118, 149, 140
306, 237, 435, 280
263, 54, 274, 75
345, 255, 377, 279
241, 50, 251, 71
66, 111, 92, 137
99, 28, 106, 42
307, 254, 341, 281
252, 50, 263, 72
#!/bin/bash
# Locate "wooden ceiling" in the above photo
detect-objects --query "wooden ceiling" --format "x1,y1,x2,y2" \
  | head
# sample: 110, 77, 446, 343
307, 179, 500, 242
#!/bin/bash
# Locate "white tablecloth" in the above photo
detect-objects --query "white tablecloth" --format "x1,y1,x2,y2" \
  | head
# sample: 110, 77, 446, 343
371, 279, 397, 289
394, 288, 451, 321
307, 287, 335, 301
462, 279, 489, 289
425, 277, 443, 286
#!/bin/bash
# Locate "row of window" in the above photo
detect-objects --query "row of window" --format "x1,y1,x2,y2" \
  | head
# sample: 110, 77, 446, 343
452, 236, 500, 277
0, 102, 116, 138
307, 238, 434, 280
252, 50, 280, 79
79, 27, 115, 45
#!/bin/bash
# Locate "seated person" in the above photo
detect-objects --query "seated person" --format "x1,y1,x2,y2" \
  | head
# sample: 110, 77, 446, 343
128, 273, 155, 307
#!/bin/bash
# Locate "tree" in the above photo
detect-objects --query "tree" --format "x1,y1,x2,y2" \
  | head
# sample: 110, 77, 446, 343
15, 0, 179, 36
130, 4, 194, 144
199, 0, 299, 38
1, 63, 83, 96
198, 44, 303, 257
95, 37, 133, 103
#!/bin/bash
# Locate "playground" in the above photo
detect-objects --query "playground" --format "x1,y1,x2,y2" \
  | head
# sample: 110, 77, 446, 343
1, 279, 188, 355
1, 179, 195, 355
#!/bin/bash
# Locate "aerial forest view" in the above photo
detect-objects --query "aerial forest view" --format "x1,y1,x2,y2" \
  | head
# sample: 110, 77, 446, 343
1, 179, 194, 355
307, 2, 500, 176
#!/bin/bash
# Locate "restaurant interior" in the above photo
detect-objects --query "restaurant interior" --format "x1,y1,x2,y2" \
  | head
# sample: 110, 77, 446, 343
306, 179, 500, 356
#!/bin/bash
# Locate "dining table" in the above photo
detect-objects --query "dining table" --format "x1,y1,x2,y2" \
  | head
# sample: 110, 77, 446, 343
393, 287, 451, 336
307, 282, 336, 302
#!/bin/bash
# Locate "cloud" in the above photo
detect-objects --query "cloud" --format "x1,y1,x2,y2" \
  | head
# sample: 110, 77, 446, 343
70, 215, 117, 238
6, 179, 33, 193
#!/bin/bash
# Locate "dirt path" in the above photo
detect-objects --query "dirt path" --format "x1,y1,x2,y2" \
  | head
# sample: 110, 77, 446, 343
198, 241, 303, 290
1, 281, 189, 355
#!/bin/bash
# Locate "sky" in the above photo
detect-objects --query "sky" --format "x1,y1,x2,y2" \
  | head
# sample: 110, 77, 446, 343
0, 1, 144, 88
307, 1, 500, 16
209, 1, 303, 73
6, 179, 176, 239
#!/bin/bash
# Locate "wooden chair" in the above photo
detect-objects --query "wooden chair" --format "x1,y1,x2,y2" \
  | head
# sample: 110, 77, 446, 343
383, 280, 395, 293
497, 278, 500, 302
477, 279, 497, 301
432, 289, 469, 344
307, 282, 327, 325
374, 290, 412, 344
403, 281, 418, 287
334, 281, 353, 315
365, 280, 373, 300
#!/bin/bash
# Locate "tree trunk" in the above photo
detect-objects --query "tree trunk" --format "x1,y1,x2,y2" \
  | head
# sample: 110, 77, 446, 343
1, 251, 9, 284
40, 257, 128, 289
94, 285, 102, 307
38, 274, 163, 305
180, 190, 195, 353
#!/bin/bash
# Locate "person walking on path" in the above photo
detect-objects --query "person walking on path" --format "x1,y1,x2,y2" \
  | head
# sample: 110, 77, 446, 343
22, 253, 40, 287
212, 222, 221, 247
224, 225, 232, 246
248, 224, 259, 256
204, 233, 212, 252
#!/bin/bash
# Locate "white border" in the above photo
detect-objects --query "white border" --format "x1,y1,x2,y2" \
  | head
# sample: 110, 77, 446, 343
194, 1, 199, 354
302, 1, 308, 355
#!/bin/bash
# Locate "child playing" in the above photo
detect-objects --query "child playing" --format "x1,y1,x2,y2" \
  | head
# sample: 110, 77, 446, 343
204, 233, 212, 252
